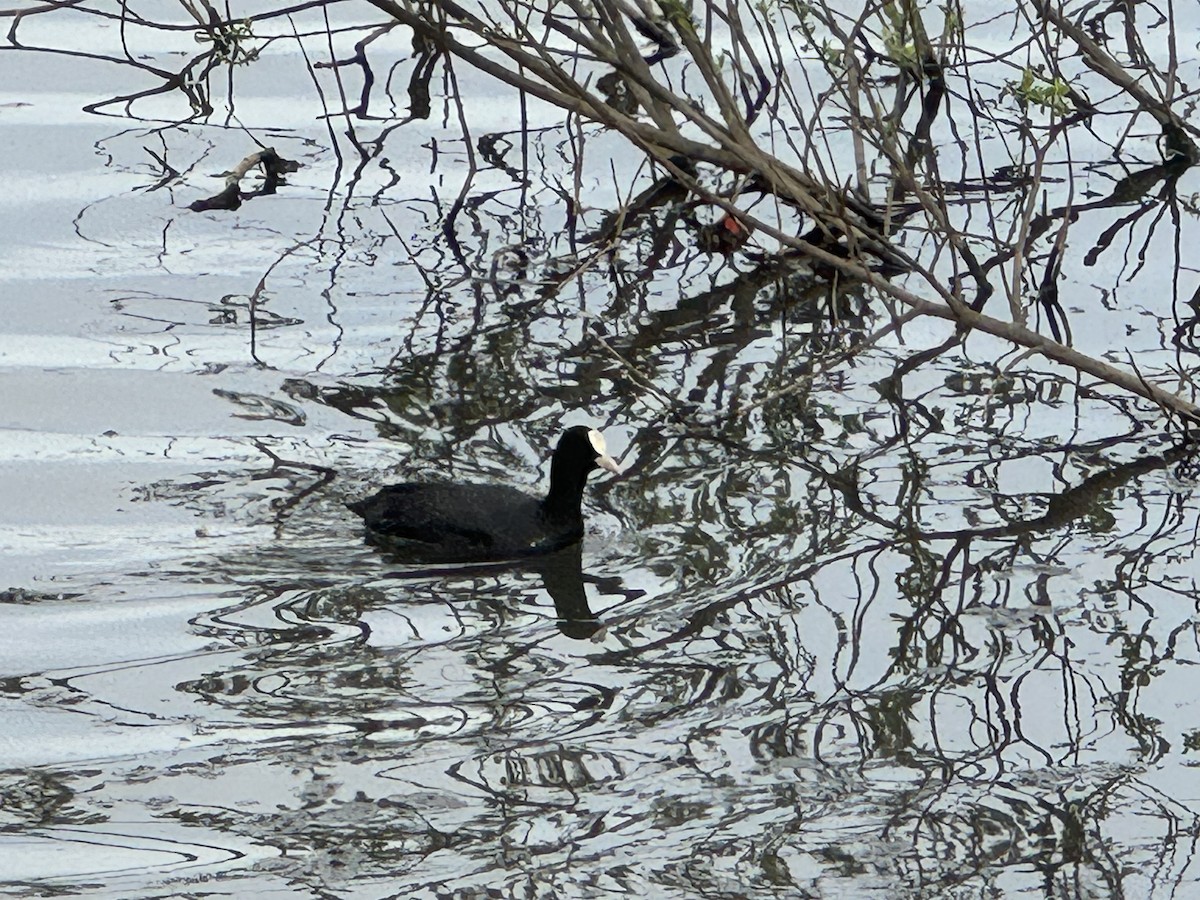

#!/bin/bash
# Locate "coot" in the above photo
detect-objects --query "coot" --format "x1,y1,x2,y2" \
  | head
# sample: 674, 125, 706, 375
347, 425, 621, 560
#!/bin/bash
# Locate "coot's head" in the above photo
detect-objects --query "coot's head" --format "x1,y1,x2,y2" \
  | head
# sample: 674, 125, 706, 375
542, 425, 622, 521
559, 425, 622, 476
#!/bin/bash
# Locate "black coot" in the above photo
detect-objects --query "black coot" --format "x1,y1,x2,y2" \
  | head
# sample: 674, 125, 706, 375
347, 425, 621, 560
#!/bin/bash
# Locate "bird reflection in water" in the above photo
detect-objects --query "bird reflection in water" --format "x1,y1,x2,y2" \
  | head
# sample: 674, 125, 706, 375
376, 541, 603, 640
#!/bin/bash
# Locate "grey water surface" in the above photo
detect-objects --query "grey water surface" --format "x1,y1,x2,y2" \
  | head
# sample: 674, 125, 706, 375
2, 2, 1200, 898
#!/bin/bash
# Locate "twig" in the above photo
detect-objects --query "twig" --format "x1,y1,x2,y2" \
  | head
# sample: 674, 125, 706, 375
187, 148, 298, 212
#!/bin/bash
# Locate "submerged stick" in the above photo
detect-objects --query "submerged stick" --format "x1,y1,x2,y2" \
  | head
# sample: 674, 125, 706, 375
188, 148, 299, 212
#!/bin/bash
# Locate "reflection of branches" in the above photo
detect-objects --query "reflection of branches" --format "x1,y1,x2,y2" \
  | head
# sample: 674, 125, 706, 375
10, 2, 1200, 893
250, 438, 338, 535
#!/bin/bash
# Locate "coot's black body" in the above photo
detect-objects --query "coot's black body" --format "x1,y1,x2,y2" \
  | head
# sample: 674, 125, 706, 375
347, 425, 621, 561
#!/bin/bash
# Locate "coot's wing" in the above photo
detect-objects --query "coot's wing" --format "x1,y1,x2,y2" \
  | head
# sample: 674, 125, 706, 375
348, 482, 542, 555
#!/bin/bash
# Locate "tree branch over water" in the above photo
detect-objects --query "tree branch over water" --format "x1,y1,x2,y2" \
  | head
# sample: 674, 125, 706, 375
352, 0, 1200, 424
4, 0, 1197, 425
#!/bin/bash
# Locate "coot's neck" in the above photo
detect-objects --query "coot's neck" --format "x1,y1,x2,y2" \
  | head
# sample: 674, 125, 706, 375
541, 454, 590, 522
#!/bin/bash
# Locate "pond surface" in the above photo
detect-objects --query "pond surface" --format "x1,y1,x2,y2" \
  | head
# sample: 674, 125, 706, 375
3, 2, 1200, 897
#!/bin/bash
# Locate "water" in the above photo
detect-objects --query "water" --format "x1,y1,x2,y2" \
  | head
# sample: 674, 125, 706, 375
2, 2, 1200, 897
